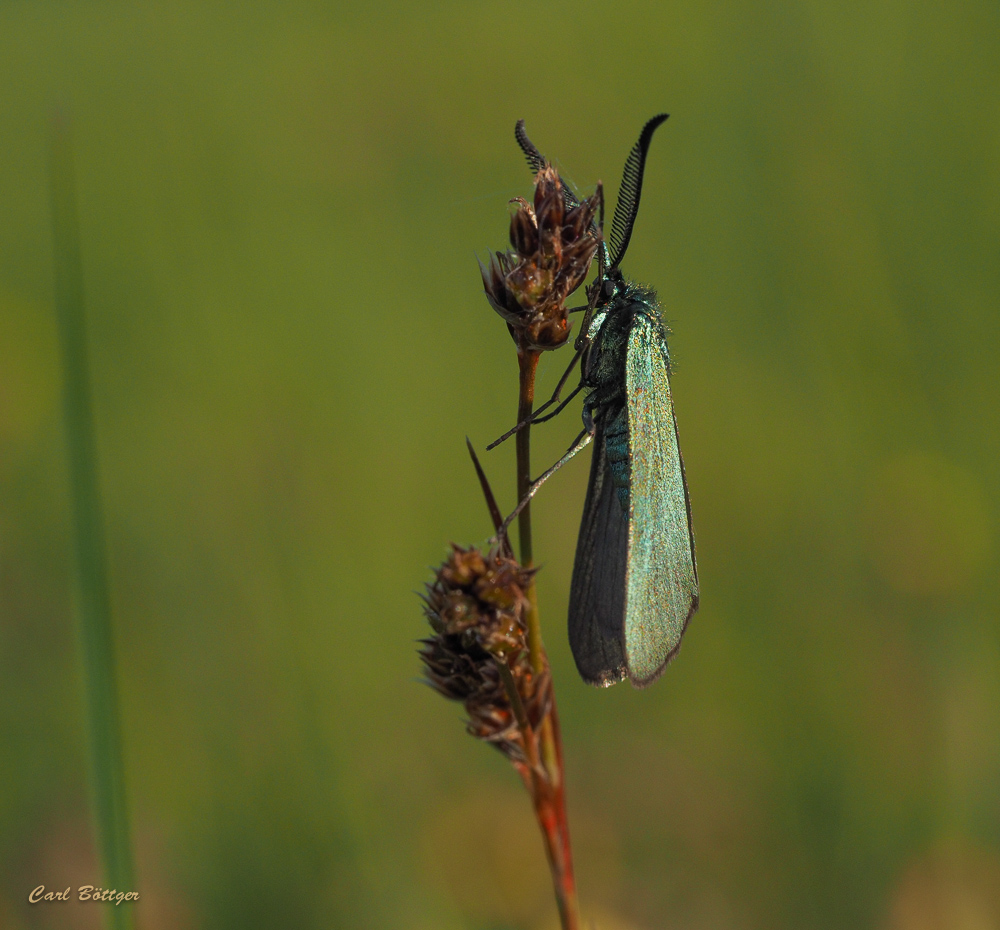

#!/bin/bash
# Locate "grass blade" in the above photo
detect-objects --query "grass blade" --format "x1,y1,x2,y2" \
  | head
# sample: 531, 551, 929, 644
50, 115, 135, 930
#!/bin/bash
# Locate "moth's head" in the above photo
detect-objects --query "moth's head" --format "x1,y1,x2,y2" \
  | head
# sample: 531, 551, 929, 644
594, 265, 625, 308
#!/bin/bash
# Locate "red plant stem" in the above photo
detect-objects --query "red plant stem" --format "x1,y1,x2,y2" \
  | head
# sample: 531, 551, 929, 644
549, 704, 575, 901
514, 346, 579, 930
533, 782, 577, 930
533, 704, 577, 930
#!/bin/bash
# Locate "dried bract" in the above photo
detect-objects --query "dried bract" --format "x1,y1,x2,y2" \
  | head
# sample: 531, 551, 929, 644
479, 166, 600, 351
420, 545, 551, 765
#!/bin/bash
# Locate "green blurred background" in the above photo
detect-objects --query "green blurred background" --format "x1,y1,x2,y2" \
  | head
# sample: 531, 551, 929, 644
2, 1, 999, 928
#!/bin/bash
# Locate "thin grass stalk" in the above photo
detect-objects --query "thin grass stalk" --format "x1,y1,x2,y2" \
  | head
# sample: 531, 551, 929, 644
514, 348, 579, 930
50, 118, 135, 930
515, 348, 542, 665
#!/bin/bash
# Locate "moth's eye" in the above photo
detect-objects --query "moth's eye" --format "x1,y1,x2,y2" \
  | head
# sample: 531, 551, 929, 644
602, 279, 615, 300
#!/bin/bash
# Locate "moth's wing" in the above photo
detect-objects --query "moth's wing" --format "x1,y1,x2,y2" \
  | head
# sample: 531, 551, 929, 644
568, 428, 628, 687
623, 315, 699, 687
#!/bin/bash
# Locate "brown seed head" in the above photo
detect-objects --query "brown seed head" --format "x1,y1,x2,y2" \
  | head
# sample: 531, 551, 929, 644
478, 165, 600, 352
420, 545, 551, 764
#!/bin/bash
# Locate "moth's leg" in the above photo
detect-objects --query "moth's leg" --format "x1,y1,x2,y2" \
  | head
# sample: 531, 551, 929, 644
528, 382, 584, 425
486, 346, 585, 451
497, 426, 595, 540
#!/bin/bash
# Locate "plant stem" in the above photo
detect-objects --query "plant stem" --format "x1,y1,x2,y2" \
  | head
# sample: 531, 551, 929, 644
532, 778, 577, 930
514, 347, 579, 930
51, 118, 135, 930
515, 349, 542, 668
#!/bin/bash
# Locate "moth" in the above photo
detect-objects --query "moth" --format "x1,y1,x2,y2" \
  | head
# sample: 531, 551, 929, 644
498, 115, 698, 687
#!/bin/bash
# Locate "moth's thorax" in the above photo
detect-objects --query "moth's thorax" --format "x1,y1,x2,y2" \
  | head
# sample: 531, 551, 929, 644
584, 283, 663, 395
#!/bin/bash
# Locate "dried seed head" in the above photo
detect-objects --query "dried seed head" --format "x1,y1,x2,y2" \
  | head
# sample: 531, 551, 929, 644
479, 165, 600, 352
420, 545, 551, 764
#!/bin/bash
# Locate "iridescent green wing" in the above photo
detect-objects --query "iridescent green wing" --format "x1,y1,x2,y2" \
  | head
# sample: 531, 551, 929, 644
623, 312, 699, 687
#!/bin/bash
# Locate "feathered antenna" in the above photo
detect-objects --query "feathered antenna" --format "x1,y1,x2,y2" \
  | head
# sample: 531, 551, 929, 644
514, 119, 582, 211
607, 113, 669, 269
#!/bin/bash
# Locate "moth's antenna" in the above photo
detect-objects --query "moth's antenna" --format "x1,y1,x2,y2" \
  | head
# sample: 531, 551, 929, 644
515, 119, 547, 175
514, 119, 582, 210
607, 114, 669, 269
